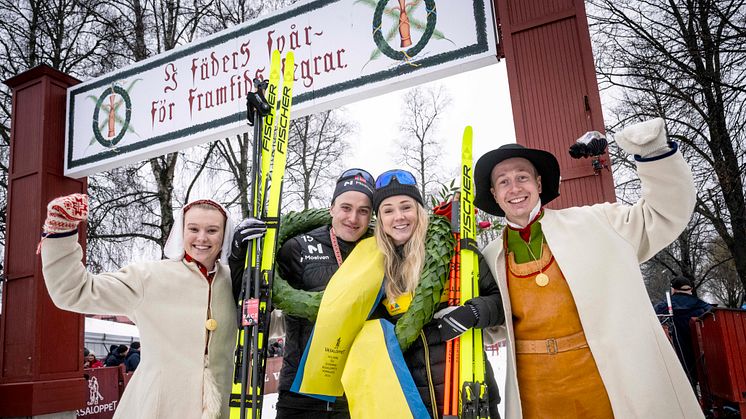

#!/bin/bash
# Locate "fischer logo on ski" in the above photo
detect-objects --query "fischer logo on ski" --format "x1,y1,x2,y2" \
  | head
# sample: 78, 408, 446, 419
231, 50, 295, 419
458, 126, 490, 418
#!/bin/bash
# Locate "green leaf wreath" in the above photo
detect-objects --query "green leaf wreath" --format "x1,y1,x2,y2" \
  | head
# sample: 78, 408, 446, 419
271, 209, 455, 351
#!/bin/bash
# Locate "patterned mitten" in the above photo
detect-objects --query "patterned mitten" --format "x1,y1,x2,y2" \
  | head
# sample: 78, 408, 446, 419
44, 193, 89, 234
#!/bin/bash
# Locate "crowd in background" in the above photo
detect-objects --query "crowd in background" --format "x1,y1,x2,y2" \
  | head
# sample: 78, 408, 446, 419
83, 342, 140, 372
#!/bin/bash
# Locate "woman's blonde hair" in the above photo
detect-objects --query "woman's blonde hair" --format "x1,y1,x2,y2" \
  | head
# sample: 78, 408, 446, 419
374, 202, 429, 301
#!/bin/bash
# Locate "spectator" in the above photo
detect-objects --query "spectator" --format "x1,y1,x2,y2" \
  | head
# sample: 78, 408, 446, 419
655, 275, 712, 389
125, 341, 141, 372
84, 350, 104, 368
105, 344, 127, 367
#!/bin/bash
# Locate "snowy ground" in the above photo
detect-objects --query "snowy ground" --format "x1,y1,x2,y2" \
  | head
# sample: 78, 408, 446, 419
261, 347, 507, 418
261, 393, 279, 419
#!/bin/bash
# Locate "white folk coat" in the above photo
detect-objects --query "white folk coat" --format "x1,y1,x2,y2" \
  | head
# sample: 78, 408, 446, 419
483, 150, 703, 418
42, 234, 237, 419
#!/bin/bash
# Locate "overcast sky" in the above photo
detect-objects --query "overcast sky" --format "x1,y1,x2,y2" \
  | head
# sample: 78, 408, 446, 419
344, 61, 515, 181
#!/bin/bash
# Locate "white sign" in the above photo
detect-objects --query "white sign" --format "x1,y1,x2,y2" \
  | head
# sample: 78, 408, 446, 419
65, 0, 499, 177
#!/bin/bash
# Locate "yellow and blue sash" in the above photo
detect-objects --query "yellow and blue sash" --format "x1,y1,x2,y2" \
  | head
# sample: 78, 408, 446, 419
290, 237, 428, 417
342, 319, 430, 418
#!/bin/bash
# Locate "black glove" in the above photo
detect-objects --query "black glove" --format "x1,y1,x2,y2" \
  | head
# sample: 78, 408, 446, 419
569, 131, 608, 158
434, 303, 479, 341
229, 217, 267, 260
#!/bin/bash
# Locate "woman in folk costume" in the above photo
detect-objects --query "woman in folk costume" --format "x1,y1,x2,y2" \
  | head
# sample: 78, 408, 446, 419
40, 195, 251, 418
474, 118, 703, 418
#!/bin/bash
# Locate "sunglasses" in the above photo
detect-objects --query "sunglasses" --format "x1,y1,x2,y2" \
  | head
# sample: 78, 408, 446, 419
338, 168, 375, 185
375, 169, 417, 189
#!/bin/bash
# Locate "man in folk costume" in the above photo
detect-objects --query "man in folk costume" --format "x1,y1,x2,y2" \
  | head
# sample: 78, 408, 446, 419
475, 118, 703, 418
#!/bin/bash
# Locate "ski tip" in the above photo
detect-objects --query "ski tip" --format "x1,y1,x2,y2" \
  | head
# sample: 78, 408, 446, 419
283, 51, 295, 75
463, 126, 473, 136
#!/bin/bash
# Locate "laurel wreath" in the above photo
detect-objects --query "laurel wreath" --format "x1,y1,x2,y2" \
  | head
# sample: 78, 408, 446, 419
92, 85, 132, 148
272, 208, 454, 351
372, 0, 438, 62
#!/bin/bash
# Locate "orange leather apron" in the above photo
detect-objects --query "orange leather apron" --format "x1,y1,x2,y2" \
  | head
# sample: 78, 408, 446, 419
507, 244, 613, 418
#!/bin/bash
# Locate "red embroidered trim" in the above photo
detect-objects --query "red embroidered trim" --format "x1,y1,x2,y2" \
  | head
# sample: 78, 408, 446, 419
184, 253, 214, 282
183, 199, 227, 219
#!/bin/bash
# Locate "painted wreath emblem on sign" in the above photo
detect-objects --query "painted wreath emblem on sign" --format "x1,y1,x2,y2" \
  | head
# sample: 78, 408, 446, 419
372, 0, 437, 63
88, 80, 140, 148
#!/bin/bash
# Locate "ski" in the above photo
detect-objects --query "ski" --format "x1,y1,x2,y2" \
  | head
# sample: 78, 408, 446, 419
459, 126, 490, 418
443, 199, 460, 417
249, 49, 294, 418
257, 50, 282, 213
230, 50, 294, 419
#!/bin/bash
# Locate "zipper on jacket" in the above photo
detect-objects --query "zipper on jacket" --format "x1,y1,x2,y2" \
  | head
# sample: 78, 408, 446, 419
204, 276, 214, 355
420, 331, 439, 419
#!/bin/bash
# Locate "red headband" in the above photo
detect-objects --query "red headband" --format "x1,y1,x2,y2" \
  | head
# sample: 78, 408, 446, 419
183, 199, 227, 219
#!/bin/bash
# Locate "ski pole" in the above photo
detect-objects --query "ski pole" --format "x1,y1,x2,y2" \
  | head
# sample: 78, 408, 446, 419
240, 78, 271, 419
443, 246, 458, 416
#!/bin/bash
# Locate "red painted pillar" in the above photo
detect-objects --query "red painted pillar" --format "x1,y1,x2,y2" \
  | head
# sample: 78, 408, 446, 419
0, 65, 88, 415
496, 0, 616, 207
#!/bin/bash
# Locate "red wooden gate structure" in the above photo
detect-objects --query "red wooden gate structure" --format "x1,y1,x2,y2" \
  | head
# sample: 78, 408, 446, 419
0, 1, 614, 415
692, 308, 746, 418
496, 0, 615, 207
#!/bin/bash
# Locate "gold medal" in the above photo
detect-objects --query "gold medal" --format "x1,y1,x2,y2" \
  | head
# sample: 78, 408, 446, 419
535, 273, 550, 287
205, 318, 218, 331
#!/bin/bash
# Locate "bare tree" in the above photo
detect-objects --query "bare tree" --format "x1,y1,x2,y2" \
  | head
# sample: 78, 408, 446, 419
201, 0, 265, 31
284, 110, 353, 210
0, 0, 115, 271
641, 213, 726, 303
589, 0, 746, 293
87, 0, 217, 257
211, 133, 252, 217
395, 85, 451, 203
199, 0, 295, 218
702, 236, 743, 307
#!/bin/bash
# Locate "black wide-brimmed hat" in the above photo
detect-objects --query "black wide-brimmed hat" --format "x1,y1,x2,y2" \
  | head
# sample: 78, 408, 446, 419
474, 143, 561, 216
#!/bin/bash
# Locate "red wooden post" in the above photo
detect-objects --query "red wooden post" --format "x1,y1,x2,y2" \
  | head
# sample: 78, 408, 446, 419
0, 65, 88, 415
496, 0, 616, 207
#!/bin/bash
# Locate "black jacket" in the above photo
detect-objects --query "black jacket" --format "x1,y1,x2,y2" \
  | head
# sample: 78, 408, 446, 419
124, 350, 140, 372
654, 292, 711, 384
372, 253, 504, 418
275, 225, 361, 393
104, 353, 125, 367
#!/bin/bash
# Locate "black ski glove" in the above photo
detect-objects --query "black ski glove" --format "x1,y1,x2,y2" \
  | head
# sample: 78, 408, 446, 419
434, 303, 480, 342
229, 217, 267, 261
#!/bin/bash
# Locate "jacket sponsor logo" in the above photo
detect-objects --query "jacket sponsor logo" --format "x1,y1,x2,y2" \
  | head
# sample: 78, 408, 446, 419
308, 243, 324, 254
300, 254, 330, 263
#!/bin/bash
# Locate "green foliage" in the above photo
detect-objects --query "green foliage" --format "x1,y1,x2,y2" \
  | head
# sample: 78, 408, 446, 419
429, 178, 458, 209
271, 209, 330, 321
271, 209, 455, 351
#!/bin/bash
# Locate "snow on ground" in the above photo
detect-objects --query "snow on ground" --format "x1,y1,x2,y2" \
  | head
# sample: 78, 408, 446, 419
261, 393, 279, 419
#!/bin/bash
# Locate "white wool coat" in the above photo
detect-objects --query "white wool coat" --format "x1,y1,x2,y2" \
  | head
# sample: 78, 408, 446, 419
483, 150, 704, 418
42, 234, 237, 419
